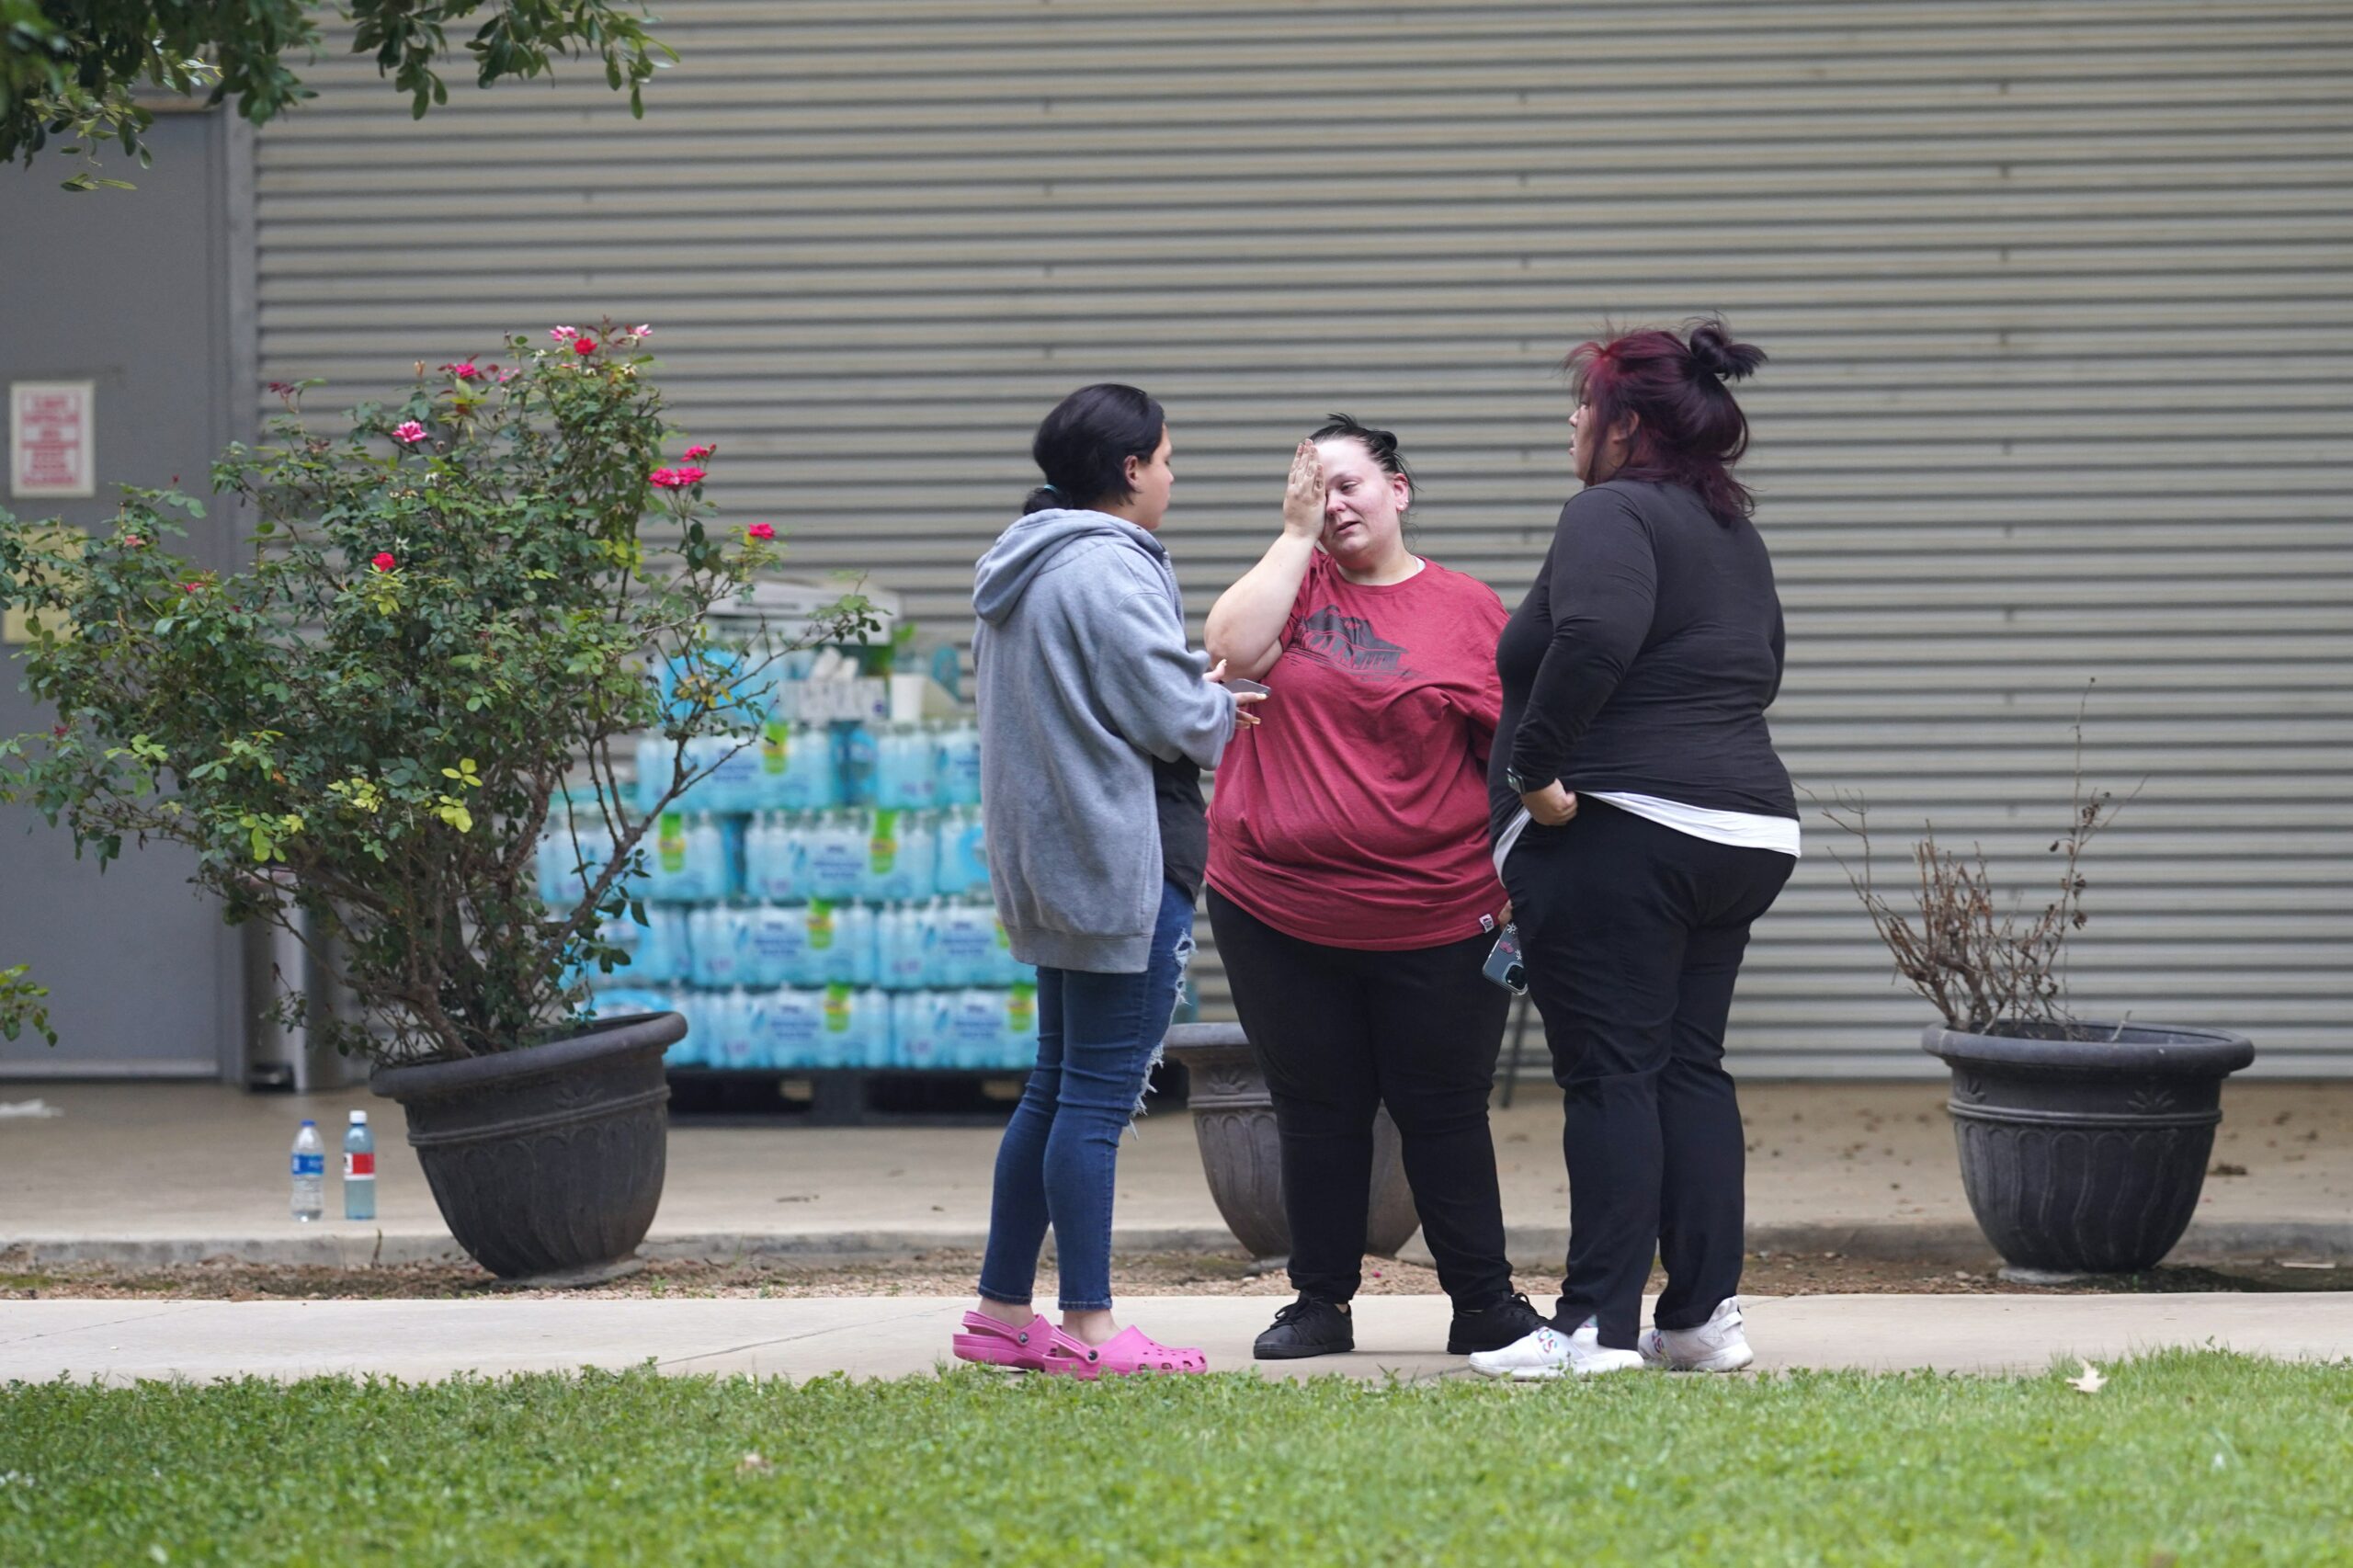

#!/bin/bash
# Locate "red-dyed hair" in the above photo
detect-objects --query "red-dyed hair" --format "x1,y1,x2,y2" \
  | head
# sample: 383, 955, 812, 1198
1567, 317, 1767, 524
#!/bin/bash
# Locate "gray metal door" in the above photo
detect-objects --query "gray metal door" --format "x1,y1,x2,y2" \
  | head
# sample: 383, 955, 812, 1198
0, 109, 249, 1078
248, 2, 2353, 1074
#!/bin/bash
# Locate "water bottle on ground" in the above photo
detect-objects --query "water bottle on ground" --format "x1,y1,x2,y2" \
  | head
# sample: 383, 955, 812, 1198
343, 1110, 377, 1221
290, 1119, 325, 1222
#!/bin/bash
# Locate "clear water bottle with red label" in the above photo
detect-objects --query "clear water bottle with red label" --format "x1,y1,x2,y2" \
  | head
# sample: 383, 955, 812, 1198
290, 1119, 325, 1222
343, 1109, 376, 1221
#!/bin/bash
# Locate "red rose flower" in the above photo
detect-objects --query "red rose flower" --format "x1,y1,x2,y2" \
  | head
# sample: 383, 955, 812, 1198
574, 337, 597, 356
746, 523, 776, 541
371, 552, 397, 573
685, 444, 716, 460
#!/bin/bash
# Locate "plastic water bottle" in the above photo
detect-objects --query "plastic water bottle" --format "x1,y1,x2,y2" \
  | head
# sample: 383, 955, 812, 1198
807, 812, 867, 903
892, 991, 938, 1067
938, 807, 989, 896
746, 903, 807, 987
944, 989, 1001, 1069
1002, 983, 1040, 1068
766, 987, 823, 1069
938, 721, 983, 806
834, 903, 879, 986
745, 812, 807, 902
708, 733, 763, 814
938, 901, 996, 987
767, 722, 831, 812
714, 987, 763, 1069
836, 722, 879, 807
879, 904, 925, 991
754, 717, 792, 811
638, 906, 690, 984
636, 733, 676, 817
690, 905, 752, 988
874, 723, 936, 810
290, 1119, 325, 1222
870, 810, 937, 902
343, 1110, 377, 1221
801, 900, 842, 985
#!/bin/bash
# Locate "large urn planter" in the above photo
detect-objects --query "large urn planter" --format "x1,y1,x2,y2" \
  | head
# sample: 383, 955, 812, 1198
373, 1011, 684, 1285
1161, 1022, 1420, 1265
1924, 1020, 2254, 1278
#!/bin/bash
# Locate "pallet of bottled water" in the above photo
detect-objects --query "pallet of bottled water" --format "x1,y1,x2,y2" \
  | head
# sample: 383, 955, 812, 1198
534, 710, 1061, 1085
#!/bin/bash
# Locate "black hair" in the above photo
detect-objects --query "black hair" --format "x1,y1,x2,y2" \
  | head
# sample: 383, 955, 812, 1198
1308, 413, 1415, 504
1023, 383, 1166, 516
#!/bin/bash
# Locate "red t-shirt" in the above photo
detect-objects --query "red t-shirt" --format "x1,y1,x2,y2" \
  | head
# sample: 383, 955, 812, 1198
1207, 551, 1510, 949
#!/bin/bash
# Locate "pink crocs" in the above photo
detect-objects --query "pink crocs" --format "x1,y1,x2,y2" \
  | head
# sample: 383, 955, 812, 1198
951, 1310, 1053, 1371
1043, 1324, 1209, 1379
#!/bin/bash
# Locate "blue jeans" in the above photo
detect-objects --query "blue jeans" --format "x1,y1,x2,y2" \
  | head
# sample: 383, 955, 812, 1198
978, 880, 1195, 1312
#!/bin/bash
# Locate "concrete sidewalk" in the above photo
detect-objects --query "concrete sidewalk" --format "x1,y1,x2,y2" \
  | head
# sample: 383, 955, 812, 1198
4, 1292, 2349, 1384
4, 1080, 2349, 1267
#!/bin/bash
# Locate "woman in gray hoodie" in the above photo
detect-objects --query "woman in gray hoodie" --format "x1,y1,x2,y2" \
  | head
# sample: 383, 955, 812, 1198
951, 383, 1260, 1378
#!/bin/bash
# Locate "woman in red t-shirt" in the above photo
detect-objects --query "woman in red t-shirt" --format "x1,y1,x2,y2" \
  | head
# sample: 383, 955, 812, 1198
1203, 415, 1540, 1362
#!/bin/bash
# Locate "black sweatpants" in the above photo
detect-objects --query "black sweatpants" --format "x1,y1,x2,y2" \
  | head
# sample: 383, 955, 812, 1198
1498, 799, 1793, 1350
1206, 889, 1515, 1308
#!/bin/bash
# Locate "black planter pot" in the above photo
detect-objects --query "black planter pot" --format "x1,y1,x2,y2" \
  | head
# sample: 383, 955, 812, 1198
1923, 1020, 2255, 1277
372, 1011, 684, 1284
1161, 1022, 1420, 1265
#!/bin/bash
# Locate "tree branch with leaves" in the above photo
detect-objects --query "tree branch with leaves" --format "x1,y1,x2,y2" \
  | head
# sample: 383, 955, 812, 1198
3, 0, 670, 190
1, 321, 875, 1063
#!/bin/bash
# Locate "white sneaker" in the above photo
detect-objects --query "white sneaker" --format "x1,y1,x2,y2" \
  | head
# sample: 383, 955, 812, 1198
1638, 1297, 1754, 1372
1467, 1316, 1646, 1381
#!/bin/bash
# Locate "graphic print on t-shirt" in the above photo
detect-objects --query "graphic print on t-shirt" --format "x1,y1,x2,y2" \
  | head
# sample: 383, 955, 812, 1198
1291, 604, 1415, 682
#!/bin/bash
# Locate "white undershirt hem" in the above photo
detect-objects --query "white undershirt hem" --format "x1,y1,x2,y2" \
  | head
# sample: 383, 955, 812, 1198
1492, 791, 1801, 876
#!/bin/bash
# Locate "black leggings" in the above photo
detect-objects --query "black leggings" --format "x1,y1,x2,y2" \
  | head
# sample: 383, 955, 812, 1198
1206, 889, 1515, 1307
1499, 799, 1792, 1350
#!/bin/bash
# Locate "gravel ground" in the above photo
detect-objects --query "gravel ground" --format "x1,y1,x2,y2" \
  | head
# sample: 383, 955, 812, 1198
4, 1249, 2343, 1303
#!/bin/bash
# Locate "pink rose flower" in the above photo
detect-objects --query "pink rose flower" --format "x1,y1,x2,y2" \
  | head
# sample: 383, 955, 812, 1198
746, 523, 776, 541
394, 421, 427, 445
684, 444, 715, 460
649, 466, 705, 490
630, 324, 653, 337
371, 552, 397, 573
441, 361, 479, 380
550, 326, 577, 341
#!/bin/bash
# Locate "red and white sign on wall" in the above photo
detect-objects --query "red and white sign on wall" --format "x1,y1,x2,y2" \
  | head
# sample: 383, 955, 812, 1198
10, 381, 96, 499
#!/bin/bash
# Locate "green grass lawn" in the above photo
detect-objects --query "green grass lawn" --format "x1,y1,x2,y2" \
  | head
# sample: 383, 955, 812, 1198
4, 1352, 2347, 1565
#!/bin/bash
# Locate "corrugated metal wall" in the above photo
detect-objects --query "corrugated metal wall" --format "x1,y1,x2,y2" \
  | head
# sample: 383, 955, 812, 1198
254, 1, 2353, 1075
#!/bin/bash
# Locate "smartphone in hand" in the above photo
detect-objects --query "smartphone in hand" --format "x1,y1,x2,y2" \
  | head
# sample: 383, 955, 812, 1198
1225, 676, 1270, 697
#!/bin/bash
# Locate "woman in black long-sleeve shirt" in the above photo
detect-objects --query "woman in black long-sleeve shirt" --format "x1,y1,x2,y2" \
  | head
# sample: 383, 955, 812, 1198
1470, 319, 1798, 1381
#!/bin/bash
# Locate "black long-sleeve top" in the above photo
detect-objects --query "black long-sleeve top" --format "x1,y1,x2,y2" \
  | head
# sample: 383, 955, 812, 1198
1489, 478, 1794, 841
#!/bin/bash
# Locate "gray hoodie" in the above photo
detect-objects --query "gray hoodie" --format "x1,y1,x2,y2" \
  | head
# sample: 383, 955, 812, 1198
972, 507, 1236, 972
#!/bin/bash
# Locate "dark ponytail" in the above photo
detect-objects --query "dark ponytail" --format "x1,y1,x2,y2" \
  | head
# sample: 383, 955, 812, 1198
1023, 383, 1166, 517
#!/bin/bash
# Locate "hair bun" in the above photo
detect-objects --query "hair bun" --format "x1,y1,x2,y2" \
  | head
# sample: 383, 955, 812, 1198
1686, 318, 1766, 383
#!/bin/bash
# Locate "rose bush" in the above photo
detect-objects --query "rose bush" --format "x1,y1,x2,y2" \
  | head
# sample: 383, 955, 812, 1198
0, 320, 871, 1064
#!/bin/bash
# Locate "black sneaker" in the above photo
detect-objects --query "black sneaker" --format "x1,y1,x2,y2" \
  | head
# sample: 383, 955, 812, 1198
1252, 1295, 1355, 1360
1447, 1291, 1547, 1356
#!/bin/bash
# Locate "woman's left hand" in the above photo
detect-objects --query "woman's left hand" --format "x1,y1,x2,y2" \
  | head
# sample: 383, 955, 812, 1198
1521, 780, 1577, 826
1205, 658, 1267, 728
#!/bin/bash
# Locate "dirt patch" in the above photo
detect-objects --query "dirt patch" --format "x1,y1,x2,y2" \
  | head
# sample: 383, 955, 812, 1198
2, 1249, 2342, 1302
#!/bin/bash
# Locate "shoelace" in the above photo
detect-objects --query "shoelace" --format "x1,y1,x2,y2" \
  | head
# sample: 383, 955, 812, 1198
1269, 1297, 1336, 1329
